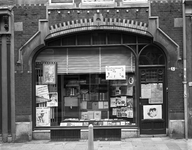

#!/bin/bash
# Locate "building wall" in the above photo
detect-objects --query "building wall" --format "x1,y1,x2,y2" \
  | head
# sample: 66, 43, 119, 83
0, 0, 186, 141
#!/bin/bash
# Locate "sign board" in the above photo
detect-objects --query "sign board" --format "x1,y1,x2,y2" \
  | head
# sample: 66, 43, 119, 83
106, 66, 126, 80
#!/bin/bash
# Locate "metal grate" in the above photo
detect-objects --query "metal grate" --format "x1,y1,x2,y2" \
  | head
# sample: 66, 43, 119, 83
140, 68, 164, 83
51, 129, 80, 141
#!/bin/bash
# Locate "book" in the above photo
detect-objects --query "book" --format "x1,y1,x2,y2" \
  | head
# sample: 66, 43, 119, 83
103, 102, 109, 109
110, 98, 116, 107
101, 110, 108, 119
98, 101, 104, 109
87, 102, 92, 109
92, 102, 98, 110
80, 101, 87, 109
94, 111, 101, 120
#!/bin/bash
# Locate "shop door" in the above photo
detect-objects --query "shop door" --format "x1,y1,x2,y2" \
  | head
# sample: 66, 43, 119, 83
139, 67, 166, 135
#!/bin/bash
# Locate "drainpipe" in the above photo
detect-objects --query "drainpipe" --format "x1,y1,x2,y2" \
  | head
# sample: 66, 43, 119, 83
182, 0, 188, 140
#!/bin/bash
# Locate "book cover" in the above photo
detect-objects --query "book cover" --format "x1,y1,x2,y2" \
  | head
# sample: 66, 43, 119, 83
98, 101, 104, 109
101, 111, 108, 119
80, 101, 87, 109
87, 102, 92, 109
94, 111, 101, 120
88, 111, 94, 119
110, 98, 116, 107
103, 102, 109, 109
92, 102, 98, 110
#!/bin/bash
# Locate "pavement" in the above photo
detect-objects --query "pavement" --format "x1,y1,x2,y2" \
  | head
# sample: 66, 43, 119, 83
0, 137, 192, 150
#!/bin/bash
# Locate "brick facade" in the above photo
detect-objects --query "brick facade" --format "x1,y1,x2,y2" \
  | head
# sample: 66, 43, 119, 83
1, 0, 191, 142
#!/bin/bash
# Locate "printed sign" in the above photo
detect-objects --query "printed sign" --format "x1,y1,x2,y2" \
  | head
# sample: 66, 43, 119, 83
36, 107, 50, 126
143, 105, 162, 119
106, 66, 126, 80
47, 92, 58, 107
36, 85, 49, 102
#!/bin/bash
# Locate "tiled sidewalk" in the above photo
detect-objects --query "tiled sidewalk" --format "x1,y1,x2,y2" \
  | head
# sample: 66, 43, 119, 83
0, 137, 191, 150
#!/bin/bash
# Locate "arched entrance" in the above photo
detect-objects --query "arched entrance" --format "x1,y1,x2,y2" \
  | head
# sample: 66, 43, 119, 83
33, 30, 167, 139
139, 45, 167, 135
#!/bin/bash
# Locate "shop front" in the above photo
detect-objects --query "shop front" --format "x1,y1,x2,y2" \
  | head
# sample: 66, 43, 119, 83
33, 30, 167, 140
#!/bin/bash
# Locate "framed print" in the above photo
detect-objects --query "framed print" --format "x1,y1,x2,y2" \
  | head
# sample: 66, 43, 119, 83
143, 105, 162, 119
43, 63, 57, 84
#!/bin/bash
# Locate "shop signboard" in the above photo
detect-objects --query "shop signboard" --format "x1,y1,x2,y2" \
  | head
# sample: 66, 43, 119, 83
105, 66, 126, 80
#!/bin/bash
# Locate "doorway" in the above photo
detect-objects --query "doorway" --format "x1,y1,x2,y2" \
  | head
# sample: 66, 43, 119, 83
139, 45, 167, 135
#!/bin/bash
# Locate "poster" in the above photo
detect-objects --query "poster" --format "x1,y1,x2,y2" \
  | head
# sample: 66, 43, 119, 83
150, 83, 163, 104
36, 85, 49, 103
106, 66, 126, 80
47, 92, 58, 107
143, 105, 162, 119
36, 107, 50, 126
141, 84, 151, 99
43, 63, 56, 84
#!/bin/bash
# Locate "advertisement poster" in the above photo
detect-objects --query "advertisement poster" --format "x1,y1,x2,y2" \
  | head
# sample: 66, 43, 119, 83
47, 92, 58, 107
36, 107, 50, 126
143, 105, 162, 119
150, 83, 163, 104
106, 66, 126, 80
36, 85, 49, 103
43, 63, 56, 84
141, 84, 151, 99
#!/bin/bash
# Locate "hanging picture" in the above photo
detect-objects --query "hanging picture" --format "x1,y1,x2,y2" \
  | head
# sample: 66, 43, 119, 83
36, 107, 50, 126
47, 92, 58, 107
36, 85, 49, 103
143, 105, 162, 119
43, 63, 57, 84
106, 66, 126, 80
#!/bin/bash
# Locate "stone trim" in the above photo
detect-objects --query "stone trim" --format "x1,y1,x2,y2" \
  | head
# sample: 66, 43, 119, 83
47, 14, 148, 40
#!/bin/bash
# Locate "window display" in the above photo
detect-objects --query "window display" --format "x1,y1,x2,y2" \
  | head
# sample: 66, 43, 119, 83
35, 70, 136, 127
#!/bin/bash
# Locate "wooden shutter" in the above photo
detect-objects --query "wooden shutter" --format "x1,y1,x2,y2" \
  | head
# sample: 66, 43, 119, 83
68, 47, 100, 74
36, 48, 67, 74
101, 46, 135, 72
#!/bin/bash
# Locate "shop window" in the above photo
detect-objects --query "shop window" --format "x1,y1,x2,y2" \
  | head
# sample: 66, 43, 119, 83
62, 35, 76, 45
34, 46, 137, 127
108, 33, 121, 44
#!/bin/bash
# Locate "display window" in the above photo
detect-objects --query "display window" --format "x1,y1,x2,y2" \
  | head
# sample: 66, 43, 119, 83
34, 46, 137, 127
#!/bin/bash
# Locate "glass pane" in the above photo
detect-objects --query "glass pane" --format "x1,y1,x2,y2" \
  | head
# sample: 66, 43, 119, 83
139, 46, 166, 65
